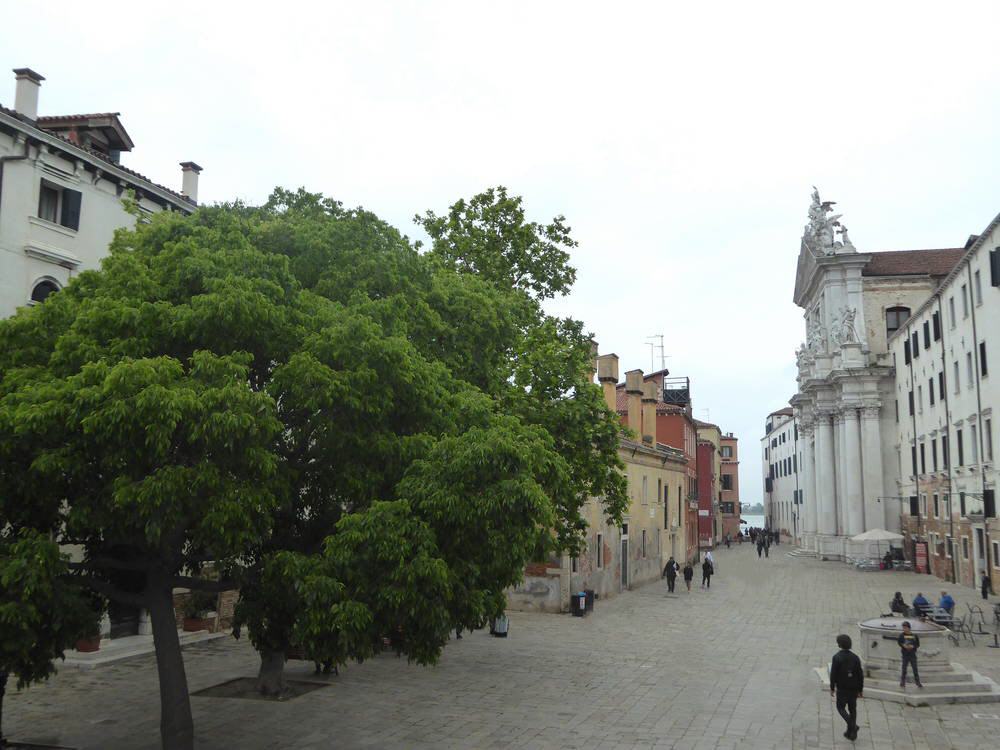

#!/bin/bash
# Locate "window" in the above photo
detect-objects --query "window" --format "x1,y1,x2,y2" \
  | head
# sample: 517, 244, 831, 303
994, 542, 1000, 570
642, 476, 648, 505
971, 428, 978, 464
664, 485, 670, 529
932, 438, 938, 471
721, 474, 733, 491
895, 399, 899, 423
904, 339, 912, 364
657, 478, 662, 503
942, 431, 950, 468
793, 454, 797, 472
36, 181, 82, 230
30, 279, 60, 304
962, 284, 969, 318
960, 492, 967, 517
975, 270, 983, 305
986, 418, 994, 462
939, 371, 945, 398
923, 321, 931, 349
596, 533, 603, 569
993, 249, 1000, 287
911, 332, 920, 359
571, 555, 577, 573
911, 446, 918, 476
720, 446, 733, 458
641, 529, 646, 558
933, 494, 939, 518
886, 306, 910, 337
962, 537, 969, 559
908, 390, 914, 416
928, 378, 935, 406
949, 296, 957, 328
980, 342, 988, 377
957, 428, 964, 466
954, 361, 961, 393
920, 443, 926, 474
918, 385, 923, 413
932, 311, 941, 341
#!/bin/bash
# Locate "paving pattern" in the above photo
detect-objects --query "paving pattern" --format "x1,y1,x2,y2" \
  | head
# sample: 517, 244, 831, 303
5, 543, 1000, 749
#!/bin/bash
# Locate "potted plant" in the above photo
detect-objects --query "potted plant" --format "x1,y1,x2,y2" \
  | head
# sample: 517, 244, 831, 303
182, 590, 217, 632
75, 627, 102, 653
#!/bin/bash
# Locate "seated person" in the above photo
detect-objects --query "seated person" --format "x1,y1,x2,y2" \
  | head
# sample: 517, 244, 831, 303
939, 590, 955, 615
912, 592, 930, 616
890, 592, 909, 616
882, 551, 893, 569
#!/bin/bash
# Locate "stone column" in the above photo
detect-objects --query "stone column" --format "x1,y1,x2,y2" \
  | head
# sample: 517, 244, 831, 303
800, 424, 818, 545
860, 405, 885, 531
815, 412, 837, 536
836, 410, 848, 537
844, 407, 864, 536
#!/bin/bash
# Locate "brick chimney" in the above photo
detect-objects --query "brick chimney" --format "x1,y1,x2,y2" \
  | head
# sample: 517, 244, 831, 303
12, 68, 44, 120
180, 161, 202, 203
641, 381, 658, 444
625, 369, 643, 436
596, 354, 619, 412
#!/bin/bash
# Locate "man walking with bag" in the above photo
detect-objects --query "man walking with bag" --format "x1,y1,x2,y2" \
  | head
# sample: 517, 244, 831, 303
662, 556, 679, 593
829, 634, 863, 741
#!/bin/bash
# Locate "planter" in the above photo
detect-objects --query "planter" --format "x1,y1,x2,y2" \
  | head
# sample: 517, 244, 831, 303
75, 635, 101, 653
182, 616, 213, 632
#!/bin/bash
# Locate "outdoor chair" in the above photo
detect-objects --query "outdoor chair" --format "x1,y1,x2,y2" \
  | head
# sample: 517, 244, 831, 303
950, 613, 976, 646
966, 603, 990, 635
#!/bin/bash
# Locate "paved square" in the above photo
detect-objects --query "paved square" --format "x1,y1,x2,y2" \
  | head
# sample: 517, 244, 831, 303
6, 544, 1000, 749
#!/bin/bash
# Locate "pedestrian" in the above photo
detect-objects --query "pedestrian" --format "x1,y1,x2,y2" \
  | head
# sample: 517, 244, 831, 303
682, 561, 694, 592
701, 557, 714, 589
756, 540, 763, 558
725, 534, 731, 549
663, 556, 679, 593
897, 621, 923, 689
982, 573, 992, 601
829, 633, 863, 741
763, 538, 769, 558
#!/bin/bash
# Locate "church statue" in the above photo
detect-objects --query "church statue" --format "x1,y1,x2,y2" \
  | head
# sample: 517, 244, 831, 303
803, 187, 843, 255
838, 306, 858, 343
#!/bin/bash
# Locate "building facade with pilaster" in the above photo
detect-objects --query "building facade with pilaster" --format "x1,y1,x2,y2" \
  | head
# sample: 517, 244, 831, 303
789, 190, 961, 560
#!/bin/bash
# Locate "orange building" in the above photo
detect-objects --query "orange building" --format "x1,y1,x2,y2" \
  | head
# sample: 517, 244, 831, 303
719, 434, 741, 539
616, 370, 700, 561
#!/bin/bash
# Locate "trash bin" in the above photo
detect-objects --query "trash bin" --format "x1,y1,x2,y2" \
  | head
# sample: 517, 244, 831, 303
571, 591, 586, 617
584, 589, 595, 612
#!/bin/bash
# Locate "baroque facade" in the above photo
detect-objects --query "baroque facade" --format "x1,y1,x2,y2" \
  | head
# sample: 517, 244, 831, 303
789, 190, 960, 559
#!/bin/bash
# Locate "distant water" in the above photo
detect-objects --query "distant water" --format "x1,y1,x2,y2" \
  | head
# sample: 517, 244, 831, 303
741, 513, 766, 529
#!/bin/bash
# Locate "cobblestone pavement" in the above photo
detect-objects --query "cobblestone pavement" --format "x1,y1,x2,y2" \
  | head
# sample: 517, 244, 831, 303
6, 543, 1000, 749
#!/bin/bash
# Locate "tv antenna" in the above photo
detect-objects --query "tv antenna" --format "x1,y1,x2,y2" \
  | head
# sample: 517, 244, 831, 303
645, 334, 668, 372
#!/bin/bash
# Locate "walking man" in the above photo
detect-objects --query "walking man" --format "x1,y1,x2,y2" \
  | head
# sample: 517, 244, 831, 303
682, 561, 694, 592
829, 634, 863, 741
701, 557, 714, 589
756, 539, 763, 558
663, 556, 679, 593
982, 572, 992, 601
898, 621, 923, 688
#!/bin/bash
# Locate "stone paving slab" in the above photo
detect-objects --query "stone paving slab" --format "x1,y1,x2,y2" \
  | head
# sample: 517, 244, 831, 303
5, 544, 1000, 749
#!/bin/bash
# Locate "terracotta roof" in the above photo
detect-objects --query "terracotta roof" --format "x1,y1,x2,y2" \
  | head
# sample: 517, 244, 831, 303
37, 112, 122, 122
0, 104, 192, 206
862, 249, 965, 278
768, 407, 793, 418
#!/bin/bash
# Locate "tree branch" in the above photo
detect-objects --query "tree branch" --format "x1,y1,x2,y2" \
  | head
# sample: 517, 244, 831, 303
171, 576, 236, 593
75, 576, 147, 608
68, 557, 150, 572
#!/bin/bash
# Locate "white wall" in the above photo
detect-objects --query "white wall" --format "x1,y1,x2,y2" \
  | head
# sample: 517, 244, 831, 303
761, 412, 800, 534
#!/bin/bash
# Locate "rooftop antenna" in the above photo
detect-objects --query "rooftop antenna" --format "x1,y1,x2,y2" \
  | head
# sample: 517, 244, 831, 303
645, 334, 667, 371
701, 408, 711, 422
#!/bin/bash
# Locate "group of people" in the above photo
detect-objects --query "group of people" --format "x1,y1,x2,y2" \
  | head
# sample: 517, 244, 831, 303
829, 621, 925, 742
662, 552, 715, 593
889, 590, 956, 621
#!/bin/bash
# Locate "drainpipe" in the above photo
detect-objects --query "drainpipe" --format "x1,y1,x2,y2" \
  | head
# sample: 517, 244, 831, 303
936, 293, 958, 584
966, 262, 991, 588
0, 136, 32, 226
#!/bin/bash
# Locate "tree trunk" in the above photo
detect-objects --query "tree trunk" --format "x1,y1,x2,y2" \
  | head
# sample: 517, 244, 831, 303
256, 649, 287, 696
148, 586, 194, 750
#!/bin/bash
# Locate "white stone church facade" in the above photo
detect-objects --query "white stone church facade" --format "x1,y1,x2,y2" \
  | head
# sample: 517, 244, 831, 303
788, 190, 965, 559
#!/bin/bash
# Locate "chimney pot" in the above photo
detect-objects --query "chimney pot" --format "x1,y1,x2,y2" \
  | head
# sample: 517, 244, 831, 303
641, 381, 658, 444
596, 353, 619, 412
12, 68, 44, 120
180, 161, 203, 203
625, 369, 643, 437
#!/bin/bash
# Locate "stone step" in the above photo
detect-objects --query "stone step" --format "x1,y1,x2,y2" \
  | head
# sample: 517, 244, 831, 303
867, 679, 993, 694
864, 687, 1000, 706
868, 669, 974, 683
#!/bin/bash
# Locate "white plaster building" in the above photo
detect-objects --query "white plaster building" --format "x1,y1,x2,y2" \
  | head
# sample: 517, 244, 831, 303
1, 68, 199, 318
788, 190, 964, 560
888, 212, 999, 590
761, 407, 801, 541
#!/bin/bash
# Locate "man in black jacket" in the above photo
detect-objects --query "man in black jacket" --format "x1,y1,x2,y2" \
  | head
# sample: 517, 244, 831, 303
829, 634, 864, 741
897, 621, 923, 688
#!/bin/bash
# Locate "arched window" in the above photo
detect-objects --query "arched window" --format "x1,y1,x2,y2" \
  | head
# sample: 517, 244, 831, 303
886, 306, 910, 337
30, 279, 61, 304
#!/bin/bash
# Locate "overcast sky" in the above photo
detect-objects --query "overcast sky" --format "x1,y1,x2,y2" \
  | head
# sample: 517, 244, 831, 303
5, 1, 1000, 503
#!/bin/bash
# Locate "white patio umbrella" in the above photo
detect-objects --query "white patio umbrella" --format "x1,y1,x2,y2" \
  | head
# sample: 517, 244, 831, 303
850, 528, 904, 562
